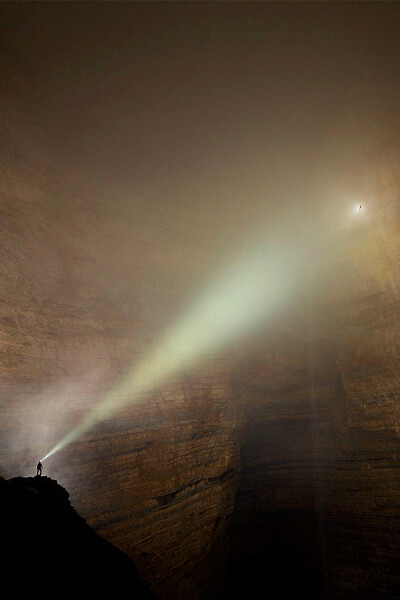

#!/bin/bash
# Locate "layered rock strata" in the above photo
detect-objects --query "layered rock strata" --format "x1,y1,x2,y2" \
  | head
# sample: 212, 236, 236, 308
0, 168, 242, 599
226, 161, 400, 598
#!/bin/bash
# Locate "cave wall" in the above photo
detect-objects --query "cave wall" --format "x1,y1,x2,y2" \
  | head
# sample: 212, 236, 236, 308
1, 154, 400, 599
2, 4, 400, 598
0, 163, 242, 600
63, 365, 242, 600
227, 160, 400, 598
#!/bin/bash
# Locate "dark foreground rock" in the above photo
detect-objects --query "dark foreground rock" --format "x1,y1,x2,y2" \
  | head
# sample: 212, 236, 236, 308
0, 476, 156, 598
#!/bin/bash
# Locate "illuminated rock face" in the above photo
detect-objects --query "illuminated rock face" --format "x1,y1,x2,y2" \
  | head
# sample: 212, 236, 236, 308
227, 164, 400, 597
64, 371, 242, 600
1, 158, 400, 598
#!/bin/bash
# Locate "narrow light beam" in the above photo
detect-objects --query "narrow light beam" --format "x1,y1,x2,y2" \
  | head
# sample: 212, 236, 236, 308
42, 241, 299, 461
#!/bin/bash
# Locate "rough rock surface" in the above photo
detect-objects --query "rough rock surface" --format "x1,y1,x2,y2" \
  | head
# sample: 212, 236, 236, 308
226, 161, 400, 598
0, 475, 156, 598
0, 157, 243, 599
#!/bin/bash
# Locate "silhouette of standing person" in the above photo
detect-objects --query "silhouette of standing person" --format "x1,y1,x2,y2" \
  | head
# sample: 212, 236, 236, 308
36, 461, 43, 477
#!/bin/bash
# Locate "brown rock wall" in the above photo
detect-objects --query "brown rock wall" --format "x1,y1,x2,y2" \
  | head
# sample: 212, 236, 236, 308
61, 373, 242, 600
227, 160, 400, 597
0, 172, 242, 599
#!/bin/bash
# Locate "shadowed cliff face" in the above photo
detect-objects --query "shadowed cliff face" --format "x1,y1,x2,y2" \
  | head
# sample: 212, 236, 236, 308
0, 475, 156, 598
227, 162, 400, 598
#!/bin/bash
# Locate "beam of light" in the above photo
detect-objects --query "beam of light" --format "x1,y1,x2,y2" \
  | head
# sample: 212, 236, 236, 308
42, 239, 301, 461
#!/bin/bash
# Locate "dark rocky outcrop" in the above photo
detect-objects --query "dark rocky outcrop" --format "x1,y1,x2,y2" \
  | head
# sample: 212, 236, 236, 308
0, 476, 156, 598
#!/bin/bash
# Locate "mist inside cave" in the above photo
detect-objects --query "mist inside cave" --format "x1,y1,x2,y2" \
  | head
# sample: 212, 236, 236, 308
1, 3, 400, 598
